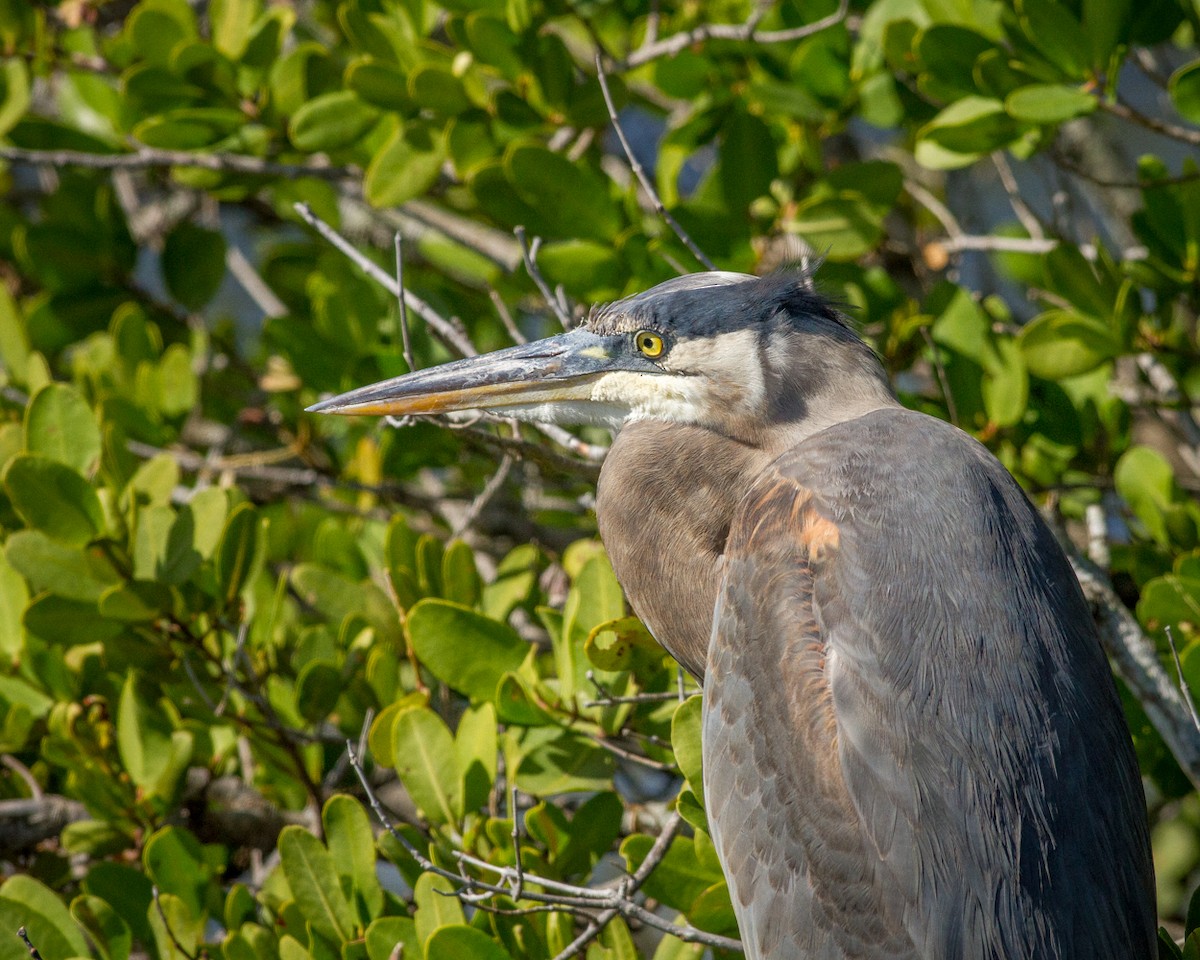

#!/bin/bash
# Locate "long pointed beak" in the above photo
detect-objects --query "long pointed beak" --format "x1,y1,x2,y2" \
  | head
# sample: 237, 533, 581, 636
306, 328, 622, 418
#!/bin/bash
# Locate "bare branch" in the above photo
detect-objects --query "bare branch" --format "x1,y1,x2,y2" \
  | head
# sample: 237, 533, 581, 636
594, 53, 716, 272
0, 145, 355, 181
515, 227, 574, 328
1165, 626, 1200, 734
622, 0, 850, 68
919, 327, 959, 428
17, 927, 45, 960
490, 289, 527, 345
293, 202, 476, 358
346, 742, 740, 955
226, 244, 288, 318
152, 886, 200, 960
394, 232, 416, 372
1071, 554, 1200, 790
1100, 98, 1200, 147
990, 152, 1044, 240
453, 452, 514, 537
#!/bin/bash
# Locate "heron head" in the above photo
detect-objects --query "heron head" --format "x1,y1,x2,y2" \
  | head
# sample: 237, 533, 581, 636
307, 271, 894, 445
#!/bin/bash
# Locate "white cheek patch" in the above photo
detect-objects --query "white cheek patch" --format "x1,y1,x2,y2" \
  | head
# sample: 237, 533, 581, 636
665, 329, 767, 416
491, 399, 630, 429
589, 371, 706, 424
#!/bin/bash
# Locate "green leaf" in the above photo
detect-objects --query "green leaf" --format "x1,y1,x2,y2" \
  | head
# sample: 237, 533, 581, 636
455, 702, 497, 813
1140, 575, 1200, 634
559, 552, 625, 703
323, 795, 383, 922
216, 502, 264, 606
117, 673, 176, 790
918, 97, 1017, 155
71, 892, 132, 960
1115, 446, 1177, 545
0, 59, 30, 138
620, 833, 722, 913
210, 0, 261, 57
364, 917, 419, 960
163, 223, 227, 310
148, 891, 199, 960
24, 383, 101, 473
554, 791, 623, 876
0, 875, 90, 960
1170, 61, 1200, 125
82, 863, 153, 947
407, 64, 470, 115
347, 60, 411, 111
981, 336, 1028, 427
413, 873, 465, 948
1017, 310, 1119, 379
0, 285, 29, 384
365, 121, 447, 208
1017, 0, 1091, 78
1004, 84, 1096, 124
481, 543, 539, 621
291, 563, 401, 645
717, 112, 778, 211
1082, 0, 1131, 67
425, 926, 514, 960
495, 670, 554, 726
143, 826, 213, 923
787, 194, 883, 261
62, 821, 135, 857
290, 91, 379, 152
505, 145, 620, 241
671, 696, 704, 803
441, 539, 481, 608
23, 595, 121, 645
296, 661, 342, 723
99, 580, 176, 621
0, 555, 28, 658
4, 454, 104, 545
585, 616, 660, 672
133, 108, 247, 149
515, 729, 616, 795
5, 530, 120, 601
278, 825, 357, 943
407, 599, 527, 705
390, 706, 461, 825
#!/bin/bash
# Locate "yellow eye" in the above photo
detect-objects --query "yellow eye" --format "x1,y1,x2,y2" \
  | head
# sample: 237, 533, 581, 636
635, 330, 664, 358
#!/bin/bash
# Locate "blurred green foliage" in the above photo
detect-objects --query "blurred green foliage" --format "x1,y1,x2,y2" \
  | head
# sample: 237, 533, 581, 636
1, 0, 1200, 956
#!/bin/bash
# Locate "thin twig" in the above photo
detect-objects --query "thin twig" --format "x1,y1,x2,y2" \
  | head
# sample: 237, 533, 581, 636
594, 53, 716, 272
622, 0, 850, 68
16, 928, 43, 960
293, 203, 475, 358
0, 145, 355, 181
1165, 626, 1200, 734
346, 742, 738, 952
453, 453, 514, 537
490, 289, 527, 345
920, 327, 959, 428
151, 886, 200, 960
515, 227, 574, 328
1100, 98, 1200, 147
394, 233, 416, 372
1071, 555, 1200, 789
990, 153, 1044, 239
1051, 149, 1200, 189
510, 784, 524, 903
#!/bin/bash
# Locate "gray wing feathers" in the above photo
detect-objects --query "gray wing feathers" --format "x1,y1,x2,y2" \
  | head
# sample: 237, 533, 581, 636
704, 408, 1154, 960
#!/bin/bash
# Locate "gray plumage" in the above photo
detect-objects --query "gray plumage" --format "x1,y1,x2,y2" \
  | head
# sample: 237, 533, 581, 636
310, 271, 1156, 960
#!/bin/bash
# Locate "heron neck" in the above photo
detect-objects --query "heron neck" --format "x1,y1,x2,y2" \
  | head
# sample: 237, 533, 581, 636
596, 420, 771, 680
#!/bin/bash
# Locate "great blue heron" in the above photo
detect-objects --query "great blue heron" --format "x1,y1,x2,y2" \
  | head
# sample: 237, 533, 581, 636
310, 271, 1156, 959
